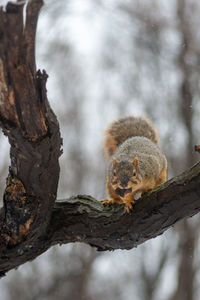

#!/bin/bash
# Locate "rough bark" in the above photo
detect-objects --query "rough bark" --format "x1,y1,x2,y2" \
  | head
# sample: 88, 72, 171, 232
0, 0, 200, 277
0, 0, 62, 275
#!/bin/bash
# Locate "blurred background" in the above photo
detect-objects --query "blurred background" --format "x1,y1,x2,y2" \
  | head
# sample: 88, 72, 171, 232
0, 0, 200, 299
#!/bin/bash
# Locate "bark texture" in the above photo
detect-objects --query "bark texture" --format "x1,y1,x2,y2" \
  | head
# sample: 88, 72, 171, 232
0, 0, 62, 275
0, 0, 200, 276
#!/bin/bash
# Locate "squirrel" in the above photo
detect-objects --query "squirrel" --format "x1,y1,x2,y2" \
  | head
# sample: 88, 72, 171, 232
102, 116, 167, 213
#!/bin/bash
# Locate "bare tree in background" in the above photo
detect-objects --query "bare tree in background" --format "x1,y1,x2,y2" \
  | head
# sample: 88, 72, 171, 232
170, 1, 200, 299
91, 1, 200, 299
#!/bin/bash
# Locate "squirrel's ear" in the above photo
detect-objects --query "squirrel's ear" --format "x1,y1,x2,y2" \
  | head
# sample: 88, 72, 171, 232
132, 156, 139, 173
113, 157, 119, 167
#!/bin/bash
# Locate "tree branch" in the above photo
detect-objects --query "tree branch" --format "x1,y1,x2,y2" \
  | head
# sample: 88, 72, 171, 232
0, 0, 200, 277
48, 161, 200, 251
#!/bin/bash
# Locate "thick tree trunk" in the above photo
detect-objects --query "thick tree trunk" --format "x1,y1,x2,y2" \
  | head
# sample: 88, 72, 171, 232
0, 0, 62, 275
0, 0, 200, 277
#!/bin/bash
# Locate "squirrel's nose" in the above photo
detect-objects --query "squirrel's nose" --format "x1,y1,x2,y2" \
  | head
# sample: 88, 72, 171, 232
120, 175, 129, 187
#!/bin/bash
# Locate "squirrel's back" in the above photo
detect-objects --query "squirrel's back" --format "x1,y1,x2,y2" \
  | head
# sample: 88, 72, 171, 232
112, 136, 167, 179
103, 116, 160, 160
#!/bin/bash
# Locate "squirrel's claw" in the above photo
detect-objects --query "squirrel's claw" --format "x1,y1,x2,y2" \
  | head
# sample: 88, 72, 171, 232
102, 198, 124, 206
102, 198, 134, 213
102, 198, 114, 205
125, 203, 132, 213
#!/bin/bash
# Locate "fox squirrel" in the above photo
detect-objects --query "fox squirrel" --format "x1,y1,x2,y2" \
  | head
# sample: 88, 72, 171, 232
102, 116, 167, 213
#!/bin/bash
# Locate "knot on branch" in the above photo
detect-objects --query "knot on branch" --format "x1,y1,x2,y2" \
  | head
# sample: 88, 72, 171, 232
3, 173, 34, 246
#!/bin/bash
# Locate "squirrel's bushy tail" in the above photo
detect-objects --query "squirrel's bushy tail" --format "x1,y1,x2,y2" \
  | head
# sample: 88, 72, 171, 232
103, 116, 160, 160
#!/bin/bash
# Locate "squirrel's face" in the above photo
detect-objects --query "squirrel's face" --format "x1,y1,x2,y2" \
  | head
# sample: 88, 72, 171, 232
111, 157, 141, 197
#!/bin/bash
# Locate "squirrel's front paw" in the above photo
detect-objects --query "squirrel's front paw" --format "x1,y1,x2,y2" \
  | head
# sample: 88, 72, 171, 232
125, 201, 133, 213
102, 198, 114, 205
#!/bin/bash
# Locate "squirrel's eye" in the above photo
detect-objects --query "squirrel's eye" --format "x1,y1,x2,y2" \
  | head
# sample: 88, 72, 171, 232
133, 172, 136, 177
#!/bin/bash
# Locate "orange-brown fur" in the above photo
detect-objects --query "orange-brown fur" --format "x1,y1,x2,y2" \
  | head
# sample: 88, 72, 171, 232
102, 116, 167, 213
